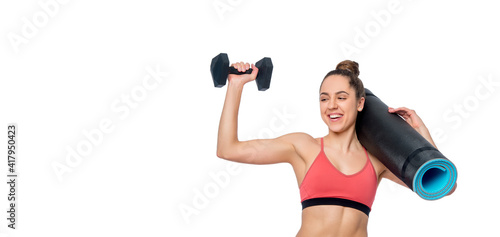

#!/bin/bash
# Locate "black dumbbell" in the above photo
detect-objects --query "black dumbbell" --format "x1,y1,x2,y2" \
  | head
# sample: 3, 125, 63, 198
210, 53, 273, 91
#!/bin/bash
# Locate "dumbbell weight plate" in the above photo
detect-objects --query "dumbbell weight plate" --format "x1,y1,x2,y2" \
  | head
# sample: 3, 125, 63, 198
210, 53, 230, 88
255, 57, 273, 91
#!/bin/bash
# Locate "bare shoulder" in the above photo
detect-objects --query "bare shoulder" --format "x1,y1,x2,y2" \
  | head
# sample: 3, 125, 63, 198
275, 132, 313, 152
279, 132, 315, 142
280, 132, 321, 161
279, 132, 318, 149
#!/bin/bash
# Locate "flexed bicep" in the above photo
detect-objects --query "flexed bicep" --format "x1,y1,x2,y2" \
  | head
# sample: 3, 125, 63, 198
217, 133, 307, 165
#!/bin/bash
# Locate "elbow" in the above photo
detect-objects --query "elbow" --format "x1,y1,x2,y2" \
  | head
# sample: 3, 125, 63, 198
216, 144, 231, 159
216, 148, 225, 159
216, 149, 235, 161
217, 146, 242, 162
216, 140, 225, 159
216, 142, 241, 161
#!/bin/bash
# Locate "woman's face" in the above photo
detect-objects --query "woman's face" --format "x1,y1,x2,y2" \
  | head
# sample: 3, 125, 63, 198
319, 75, 365, 133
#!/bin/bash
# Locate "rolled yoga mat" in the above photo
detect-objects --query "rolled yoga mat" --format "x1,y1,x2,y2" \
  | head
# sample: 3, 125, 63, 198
356, 89, 457, 200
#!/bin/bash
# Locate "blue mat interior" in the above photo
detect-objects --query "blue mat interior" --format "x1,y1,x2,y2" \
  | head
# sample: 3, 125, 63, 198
413, 159, 457, 200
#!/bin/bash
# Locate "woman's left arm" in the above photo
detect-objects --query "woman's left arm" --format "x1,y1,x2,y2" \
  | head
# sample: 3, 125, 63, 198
388, 106, 457, 195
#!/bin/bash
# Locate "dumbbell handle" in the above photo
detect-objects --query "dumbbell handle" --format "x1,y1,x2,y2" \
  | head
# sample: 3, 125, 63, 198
228, 67, 253, 75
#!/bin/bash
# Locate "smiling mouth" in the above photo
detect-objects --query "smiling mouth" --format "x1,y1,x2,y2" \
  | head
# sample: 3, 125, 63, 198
329, 114, 343, 119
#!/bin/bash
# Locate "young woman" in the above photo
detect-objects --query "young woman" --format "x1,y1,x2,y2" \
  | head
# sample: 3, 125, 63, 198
216, 60, 456, 237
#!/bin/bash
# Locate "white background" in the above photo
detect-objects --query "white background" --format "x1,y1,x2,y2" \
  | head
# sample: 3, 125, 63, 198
1, 0, 499, 236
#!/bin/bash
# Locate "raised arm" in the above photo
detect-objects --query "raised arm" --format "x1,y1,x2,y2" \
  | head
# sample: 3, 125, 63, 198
216, 62, 302, 165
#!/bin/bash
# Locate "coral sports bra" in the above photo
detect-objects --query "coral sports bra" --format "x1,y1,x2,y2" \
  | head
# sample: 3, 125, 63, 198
299, 138, 378, 216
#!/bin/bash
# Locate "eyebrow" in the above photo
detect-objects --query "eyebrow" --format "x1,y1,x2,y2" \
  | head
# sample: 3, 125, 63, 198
320, 91, 350, 96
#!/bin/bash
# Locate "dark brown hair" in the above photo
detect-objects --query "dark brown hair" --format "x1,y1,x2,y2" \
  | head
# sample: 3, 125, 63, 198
320, 60, 365, 100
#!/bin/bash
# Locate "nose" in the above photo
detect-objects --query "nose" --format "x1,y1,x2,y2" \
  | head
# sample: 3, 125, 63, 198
328, 98, 338, 110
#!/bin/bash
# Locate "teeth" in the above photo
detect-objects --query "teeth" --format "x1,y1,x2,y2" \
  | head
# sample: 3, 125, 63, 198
330, 114, 343, 119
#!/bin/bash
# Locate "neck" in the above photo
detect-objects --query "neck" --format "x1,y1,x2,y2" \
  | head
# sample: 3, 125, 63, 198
324, 126, 361, 153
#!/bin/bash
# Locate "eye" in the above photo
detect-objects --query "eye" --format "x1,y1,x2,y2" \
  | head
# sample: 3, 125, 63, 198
338, 97, 346, 100
321, 98, 328, 102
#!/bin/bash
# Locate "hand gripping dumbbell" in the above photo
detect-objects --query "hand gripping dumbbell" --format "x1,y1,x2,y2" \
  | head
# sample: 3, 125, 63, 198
210, 53, 273, 91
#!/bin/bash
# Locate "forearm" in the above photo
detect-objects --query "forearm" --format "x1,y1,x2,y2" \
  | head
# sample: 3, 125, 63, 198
416, 126, 437, 149
216, 80, 245, 157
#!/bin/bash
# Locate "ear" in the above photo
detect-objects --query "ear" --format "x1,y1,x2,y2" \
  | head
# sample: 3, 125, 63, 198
357, 97, 365, 112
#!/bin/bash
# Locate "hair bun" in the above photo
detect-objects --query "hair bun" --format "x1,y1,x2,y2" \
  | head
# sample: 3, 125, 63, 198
336, 60, 360, 78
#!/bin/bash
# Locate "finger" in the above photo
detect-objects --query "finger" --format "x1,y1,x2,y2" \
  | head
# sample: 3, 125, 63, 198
231, 62, 253, 73
398, 107, 411, 111
231, 62, 241, 70
388, 107, 409, 119
389, 107, 412, 116
250, 63, 259, 77
397, 111, 411, 120
388, 107, 403, 112
388, 107, 404, 115
235, 62, 241, 72
389, 106, 409, 112
240, 62, 246, 72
